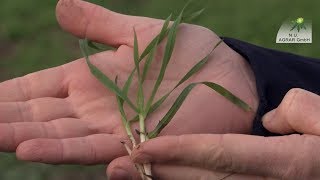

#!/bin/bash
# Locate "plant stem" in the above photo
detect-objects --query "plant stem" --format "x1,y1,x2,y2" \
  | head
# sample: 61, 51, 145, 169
120, 142, 146, 180
124, 121, 137, 147
139, 114, 152, 180
139, 114, 146, 142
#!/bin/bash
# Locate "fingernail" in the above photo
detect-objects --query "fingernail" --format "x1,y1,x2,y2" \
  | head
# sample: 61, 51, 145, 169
109, 168, 132, 180
132, 153, 152, 163
262, 110, 276, 125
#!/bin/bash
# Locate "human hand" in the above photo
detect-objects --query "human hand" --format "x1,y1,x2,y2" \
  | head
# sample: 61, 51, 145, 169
106, 88, 320, 180
0, 0, 258, 165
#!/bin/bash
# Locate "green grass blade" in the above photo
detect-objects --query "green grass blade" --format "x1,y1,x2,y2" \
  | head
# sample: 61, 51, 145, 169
123, 69, 135, 96
183, 8, 205, 22
130, 9, 223, 122
129, 114, 139, 123
122, 14, 172, 104
137, 76, 144, 112
133, 29, 144, 111
115, 76, 127, 123
140, 14, 172, 61
127, 89, 170, 123
147, 93, 170, 115
158, 14, 172, 40
142, 37, 159, 83
161, 14, 182, 72
139, 38, 158, 63
148, 82, 252, 138
116, 95, 127, 123
141, 14, 173, 84
144, 50, 208, 115
174, 39, 223, 88
148, 83, 196, 138
145, 8, 184, 115
133, 28, 141, 76
115, 76, 137, 145
130, 2, 209, 122
88, 40, 101, 50
79, 39, 138, 113
145, 39, 223, 115
202, 82, 252, 111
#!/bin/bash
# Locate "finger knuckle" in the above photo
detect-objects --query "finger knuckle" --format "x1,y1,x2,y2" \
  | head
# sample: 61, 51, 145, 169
278, 88, 305, 127
205, 135, 234, 172
17, 76, 32, 100
25, 100, 36, 122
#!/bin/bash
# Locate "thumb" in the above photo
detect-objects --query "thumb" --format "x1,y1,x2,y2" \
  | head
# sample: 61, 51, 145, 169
131, 134, 320, 179
262, 88, 320, 135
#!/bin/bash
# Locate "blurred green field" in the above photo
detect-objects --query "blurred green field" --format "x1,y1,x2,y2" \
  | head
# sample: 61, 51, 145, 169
0, 0, 319, 179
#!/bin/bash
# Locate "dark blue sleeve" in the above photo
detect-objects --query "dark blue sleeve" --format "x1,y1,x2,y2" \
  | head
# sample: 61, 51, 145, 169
223, 37, 320, 136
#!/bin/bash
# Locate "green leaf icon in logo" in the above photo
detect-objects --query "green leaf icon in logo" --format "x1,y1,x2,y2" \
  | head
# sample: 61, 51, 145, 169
291, 17, 307, 32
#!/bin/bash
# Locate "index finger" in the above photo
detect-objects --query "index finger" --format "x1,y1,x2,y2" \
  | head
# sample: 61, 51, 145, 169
56, 0, 163, 47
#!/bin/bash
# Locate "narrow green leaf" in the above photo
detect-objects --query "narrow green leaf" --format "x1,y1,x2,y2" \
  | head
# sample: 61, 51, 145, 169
142, 37, 159, 83
202, 82, 252, 111
175, 39, 223, 88
148, 82, 252, 138
157, 14, 173, 48
115, 76, 125, 107
148, 83, 196, 139
130, 39, 223, 123
129, 115, 139, 123
115, 76, 137, 145
147, 93, 170, 115
183, 8, 205, 22
133, 29, 144, 111
145, 8, 184, 114
137, 79, 144, 111
79, 39, 138, 113
145, 39, 223, 115
140, 14, 172, 61
123, 69, 135, 96
88, 40, 101, 50
115, 76, 127, 124
129, 8, 215, 123
161, 14, 182, 71
133, 28, 141, 76
139, 39, 157, 63
122, 14, 172, 105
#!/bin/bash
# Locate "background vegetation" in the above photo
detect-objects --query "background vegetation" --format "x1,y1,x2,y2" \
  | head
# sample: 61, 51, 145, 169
0, 0, 319, 179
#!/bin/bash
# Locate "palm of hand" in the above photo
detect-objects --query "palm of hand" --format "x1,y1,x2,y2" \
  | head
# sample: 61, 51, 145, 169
0, 0, 258, 165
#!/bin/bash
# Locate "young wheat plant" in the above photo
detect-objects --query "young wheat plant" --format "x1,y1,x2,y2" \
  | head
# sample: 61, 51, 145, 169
79, 2, 251, 179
